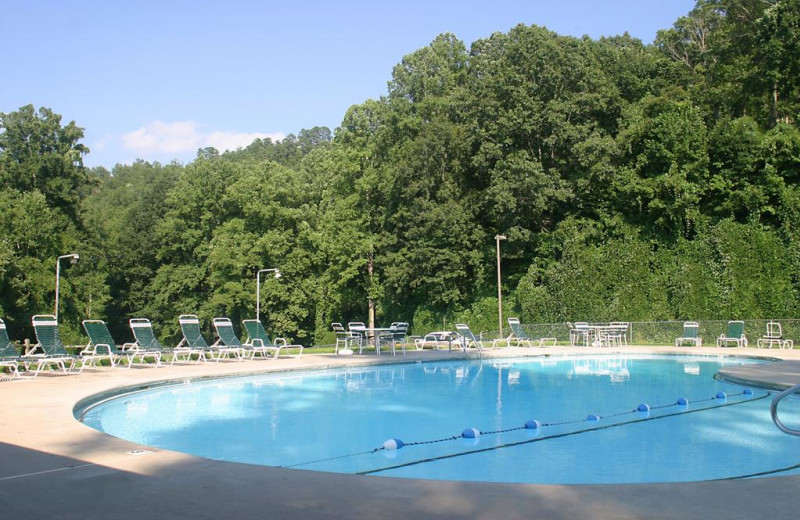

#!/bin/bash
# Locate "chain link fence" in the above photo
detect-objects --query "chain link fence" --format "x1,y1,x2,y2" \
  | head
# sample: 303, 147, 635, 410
311, 320, 799, 350
496, 319, 800, 348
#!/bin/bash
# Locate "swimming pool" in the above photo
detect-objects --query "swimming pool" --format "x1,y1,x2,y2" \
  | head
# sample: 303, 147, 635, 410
78, 354, 800, 484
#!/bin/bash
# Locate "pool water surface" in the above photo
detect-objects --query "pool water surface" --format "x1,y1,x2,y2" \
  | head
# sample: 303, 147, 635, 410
79, 355, 800, 484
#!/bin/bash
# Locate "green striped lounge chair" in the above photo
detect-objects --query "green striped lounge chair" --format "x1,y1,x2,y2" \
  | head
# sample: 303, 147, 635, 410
675, 321, 702, 347
27, 315, 80, 376
80, 320, 123, 368
211, 317, 245, 361
717, 320, 748, 348
455, 323, 503, 351
127, 318, 168, 366
176, 314, 213, 363
0, 318, 23, 379
242, 319, 303, 359
506, 318, 533, 347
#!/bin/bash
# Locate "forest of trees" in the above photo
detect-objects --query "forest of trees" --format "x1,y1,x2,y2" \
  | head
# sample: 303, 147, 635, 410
2, 0, 799, 345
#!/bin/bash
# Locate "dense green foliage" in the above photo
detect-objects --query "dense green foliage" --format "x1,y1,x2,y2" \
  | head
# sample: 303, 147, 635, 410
2, 0, 799, 344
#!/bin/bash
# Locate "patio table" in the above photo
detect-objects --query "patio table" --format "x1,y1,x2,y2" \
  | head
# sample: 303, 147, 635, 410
359, 327, 392, 355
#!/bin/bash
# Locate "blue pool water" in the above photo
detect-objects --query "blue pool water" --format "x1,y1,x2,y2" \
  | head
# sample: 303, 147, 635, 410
79, 355, 800, 484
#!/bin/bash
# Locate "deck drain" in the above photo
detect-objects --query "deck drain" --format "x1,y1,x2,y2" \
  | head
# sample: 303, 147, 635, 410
126, 449, 153, 456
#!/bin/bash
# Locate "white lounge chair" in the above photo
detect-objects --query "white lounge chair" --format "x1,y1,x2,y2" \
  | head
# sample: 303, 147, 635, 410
414, 331, 459, 350
757, 321, 793, 349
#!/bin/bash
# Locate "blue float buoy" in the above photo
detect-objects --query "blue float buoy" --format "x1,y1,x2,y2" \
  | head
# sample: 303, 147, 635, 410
743, 388, 753, 396
677, 397, 689, 406
716, 391, 727, 400
462, 427, 481, 439
586, 414, 601, 422
524, 419, 541, 430
382, 438, 405, 450
637, 403, 650, 413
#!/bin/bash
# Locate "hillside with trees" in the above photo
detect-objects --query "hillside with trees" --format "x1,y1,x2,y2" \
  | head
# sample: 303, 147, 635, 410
1, 0, 798, 344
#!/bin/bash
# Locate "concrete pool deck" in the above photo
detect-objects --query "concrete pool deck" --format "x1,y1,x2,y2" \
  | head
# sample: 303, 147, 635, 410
2, 345, 800, 520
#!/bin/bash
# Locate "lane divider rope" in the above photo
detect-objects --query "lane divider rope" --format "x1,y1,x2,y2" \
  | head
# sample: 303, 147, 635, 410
358, 390, 769, 476
374, 389, 754, 453
283, 389, 765, 471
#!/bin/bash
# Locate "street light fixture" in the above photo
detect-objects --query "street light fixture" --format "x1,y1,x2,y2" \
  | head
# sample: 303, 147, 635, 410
55, 253, 79, 320
256, 268, 281, 320
495, 235, 507, 341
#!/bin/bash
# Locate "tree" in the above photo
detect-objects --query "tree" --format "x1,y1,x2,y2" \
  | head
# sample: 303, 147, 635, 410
82, 160, 181, 337
318, 101, 390, 330
614, 93, 709, 238
755, 0, 800, 124
0, 106, 103, 342
0, 105, 93, 226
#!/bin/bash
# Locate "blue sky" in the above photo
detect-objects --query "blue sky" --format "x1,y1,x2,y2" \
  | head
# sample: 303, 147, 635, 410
2, 0, 697, 169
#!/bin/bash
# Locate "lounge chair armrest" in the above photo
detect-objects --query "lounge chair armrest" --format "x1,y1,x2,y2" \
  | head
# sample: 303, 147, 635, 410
274, 337, 289, 347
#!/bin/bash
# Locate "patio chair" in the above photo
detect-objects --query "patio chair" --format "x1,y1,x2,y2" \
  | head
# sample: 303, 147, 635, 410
757, 321, 793, 349
378, 322, 409, 356
717, 320, 748, 348
605, 322, 629, 347
81, 319, 125, 368
25, 315, 80, 376
675, 321, 702, 347
0, 318, 23, 379
242, 319, 303, 359
211, 318, 245, 360
126, 318, 167, 367
332, 322, 360, 354
347, 322, 367, 350
568, 322, 591, 347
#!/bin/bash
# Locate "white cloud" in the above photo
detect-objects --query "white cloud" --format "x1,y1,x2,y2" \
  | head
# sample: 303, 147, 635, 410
120, 121, 285, 156
204, 130, 285, 152
121, 121, 203, 154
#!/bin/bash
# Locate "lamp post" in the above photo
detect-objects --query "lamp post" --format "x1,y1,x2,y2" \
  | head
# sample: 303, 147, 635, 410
256, 268, 281, 320
495, 235, 506, 341
55, 253, 79, 320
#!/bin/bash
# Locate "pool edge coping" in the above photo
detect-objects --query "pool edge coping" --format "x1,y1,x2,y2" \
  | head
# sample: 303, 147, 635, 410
5, 345, 800, 520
